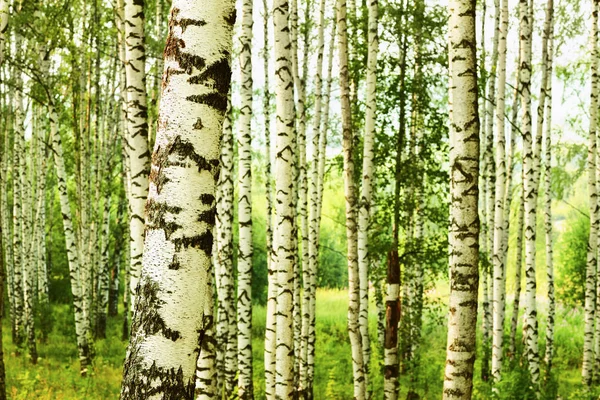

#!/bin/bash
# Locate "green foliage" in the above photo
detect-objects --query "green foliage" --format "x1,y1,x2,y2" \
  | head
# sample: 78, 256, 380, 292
555, 211, 588, 308
4, 305, 126, 399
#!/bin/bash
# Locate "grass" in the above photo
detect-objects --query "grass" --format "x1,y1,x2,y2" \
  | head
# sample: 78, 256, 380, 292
2, 288, 598, 399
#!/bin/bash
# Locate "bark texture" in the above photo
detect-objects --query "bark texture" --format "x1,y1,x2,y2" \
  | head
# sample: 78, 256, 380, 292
443, 1, 480, 398
120, 1, 234, 398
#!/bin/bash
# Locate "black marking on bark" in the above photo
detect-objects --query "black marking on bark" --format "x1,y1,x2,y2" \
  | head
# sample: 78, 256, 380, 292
168, 255, 181, 270
134, 280, 182, 341
198, 208, 216, 225
199, 194, 215, 205
193, 118, 204, 130
224, 9, 236, 26
172, 231, 213, 255
145, 199, 183, 239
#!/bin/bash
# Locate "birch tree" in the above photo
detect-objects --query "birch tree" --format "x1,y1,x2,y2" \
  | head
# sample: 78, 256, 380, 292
273, 0, 297, 395
491, 0, 508, 383
120, 0, 235, 396
443, 1, 480, 399
338, 0, 365, 396
356, 0, 377, 389
123, 0, 151, 310
237, 0, 254, 396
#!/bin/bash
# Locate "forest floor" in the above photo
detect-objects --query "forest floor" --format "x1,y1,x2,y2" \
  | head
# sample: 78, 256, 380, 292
1, 288, 597, 399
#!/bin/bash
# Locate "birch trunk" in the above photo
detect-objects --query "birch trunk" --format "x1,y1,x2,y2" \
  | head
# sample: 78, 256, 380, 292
237, 0, 254, 396
300, 0, 324, 392
482, 0, 500, 381
120, 0, 234, 397
521, 0, 541, 388
123, 0, 151, 311
12, 66, 25, 351
543, 2, 556, 375
357, 0, 377, 390
273, 0, 298, 395
338, 0, 365, 397
444, 1, 480, 398
49, 103, 92, 375
583, 3, 599, 386
264, 0, 277, 390
216, 99, 237, 398
491, 0, 508, 383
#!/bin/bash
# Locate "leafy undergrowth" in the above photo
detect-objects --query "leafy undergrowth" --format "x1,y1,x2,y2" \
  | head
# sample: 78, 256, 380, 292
2, 289, 597, 399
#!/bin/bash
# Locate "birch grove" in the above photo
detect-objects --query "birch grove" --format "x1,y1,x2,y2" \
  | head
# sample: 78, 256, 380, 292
2, 0, 599, 398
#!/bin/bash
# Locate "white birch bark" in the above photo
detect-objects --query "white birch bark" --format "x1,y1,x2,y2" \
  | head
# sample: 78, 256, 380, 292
49, 103, 92, 375
273, 0, 297, 395
291, 0, 310, 386
444, 1, 480, 398
301, 0, 326, 394
124, 0, 151, 311
357, 0, 377, 389
543, 1, 556, 374
263, 0, 277, 396
120, 0, 234, 397
491, 0, 508, 383
216, 99, 237, 397
12, 65, 25, 351
237, 0, 254, 396
521, 0, 541, 388
583, 3, 599, 386
338, 0, 365, 397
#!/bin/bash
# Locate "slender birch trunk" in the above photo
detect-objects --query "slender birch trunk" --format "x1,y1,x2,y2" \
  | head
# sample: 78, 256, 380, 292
482, 0, 500, 381
123, 0, 151, 311
273, 0, 297, 395
49, 103, 92, 375
237, 0, 254, 397
583, 3, 599, 387
491, 0, 508, 383
444, 1, 480, 398
120, 0, 234, 396
264, 1, 277, 392
544, 3, 556, 375
357, 0, 377, 390
291, 0, 310, 389
217, 99, 237, 398
338, 0, 365, 397
507, 48, 523, 360
521, 0, 541, 388
12, 65, 25, 351
300, 0, 325, 393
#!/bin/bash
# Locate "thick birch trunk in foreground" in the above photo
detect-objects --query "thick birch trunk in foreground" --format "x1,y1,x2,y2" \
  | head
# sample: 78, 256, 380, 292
491, 0, 508, 383
357, 0, 377, 390
273, 0, 297, 396
338, 0, 365, 397
120, 1, 234, 398
583, 2, 599, 386
237, 0, 254, 396
444, 1, 480, 398
124, 0, 151, 311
